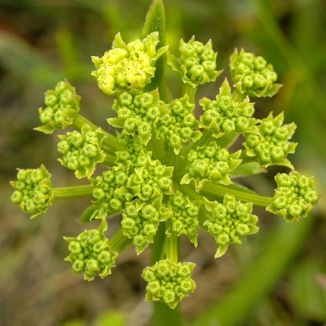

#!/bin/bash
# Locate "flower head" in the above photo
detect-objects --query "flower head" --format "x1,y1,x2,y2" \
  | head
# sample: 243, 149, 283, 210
64, 224, 118, 281
244, 112, 297, 168
203, 194, 259, 257
200, 79, 255, 137
181, 140, 242, 191
155, 95, 201, 154
230, 49, 282, 97
267, 172, 318, 222
142, 259, 196, 309
57, 125, 106, 178
35, 80, 80, 134
163, 191, 200, 245
10, 165, 54, 218
170, 37, 221, 87
92, 32, 167, 95
122, 198, 164, 254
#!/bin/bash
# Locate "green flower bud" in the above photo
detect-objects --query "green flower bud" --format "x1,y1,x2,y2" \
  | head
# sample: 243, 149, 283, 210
142, 259, 196, 309
121, 200, 163, 254
182, 140, 241, 191
10, 165, 54, 218
90, 166, 132, 220
230, 49, 282, 97
203, 195, 258, 257
92, 32, 167, 95
268, 171, 318, 222
164, 191, 200, 246
171, 37, 221, 87
200, 79, 255, 137
36, 80, 80, 134
244, 112, 297, 168
65, 227, 118, 281
58, 125, 106, 179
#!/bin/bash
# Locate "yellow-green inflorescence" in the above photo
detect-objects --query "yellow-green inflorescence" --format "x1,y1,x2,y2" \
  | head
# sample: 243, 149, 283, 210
142, 259, 196, 309
57, 125, 107, 179
267, 172, 318, 222
11, 25, 319, 310
35, 80, 81, 134
10, 165, 54, 218
64, 222, 118, 281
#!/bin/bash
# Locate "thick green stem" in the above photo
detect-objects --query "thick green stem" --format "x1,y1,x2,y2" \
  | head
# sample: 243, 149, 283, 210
53, 184, 93, 199
164, 232, 178, 262
200, 182, 272, 207
184, 84, 197, 103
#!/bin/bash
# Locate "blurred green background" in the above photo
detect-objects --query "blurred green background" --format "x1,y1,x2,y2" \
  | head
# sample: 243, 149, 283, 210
0, 0, 325, 325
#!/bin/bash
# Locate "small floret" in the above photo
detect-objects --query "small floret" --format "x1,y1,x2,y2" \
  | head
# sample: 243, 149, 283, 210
169, 37, 221, 87
121, 198, 164, 254
57, 125, 106, 179
162, 191, 200, 245
64, 225, 118, 281
35, 80, 80, 134
230, 49, 282, 97
200, 79, 255, 137
90, 166, 133, 220
244, 112, 297, 168
155, 95, 201, 154
10, 165, 54, 218
127, 158, 174, 200
142, 259, 196, 309
91, 32, 167, 95
203, 194, 259, 257
267, 171, 318, 222
181, 140, 242, 191
108, 90, 165, 144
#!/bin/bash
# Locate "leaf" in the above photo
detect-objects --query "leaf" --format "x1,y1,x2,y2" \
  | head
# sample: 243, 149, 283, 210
141, 0, 166, 93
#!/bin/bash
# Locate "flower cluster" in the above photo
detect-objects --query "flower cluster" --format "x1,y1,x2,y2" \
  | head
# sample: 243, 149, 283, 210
35, 80, 81, 134
127, 158, 173, 201
267, 172, 318, 222
108, 90, 164, 144
57, 125, 107, 178
244, 112, 297, 168
230, 49, 282, 97
142, 259, 196, 309
64, 225, 118, 281
199, 79, 255, 137
10, 165, 54, 218
156, 96, 201, 154
203, 195, 259, 257
122, 198, 163, 254
163, 191, 200, 245
11, 14, 318, 311
91, 166, 132, 220
182, 140, 242, 190
170, 37, 221, 87
91, 32, 167, 95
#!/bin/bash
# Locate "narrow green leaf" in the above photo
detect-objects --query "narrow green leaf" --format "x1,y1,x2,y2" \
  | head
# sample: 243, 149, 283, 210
141, 0, 168, 99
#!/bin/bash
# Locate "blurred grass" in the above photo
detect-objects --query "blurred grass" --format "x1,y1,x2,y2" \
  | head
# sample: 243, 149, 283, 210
0, 0, 325, 325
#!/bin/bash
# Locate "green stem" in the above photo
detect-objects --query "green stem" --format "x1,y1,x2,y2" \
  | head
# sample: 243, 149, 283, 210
164, 232, 178, 262
103, 153, 116, 166
184, 84, 197, 103
192, 216, 313, 326
110, 228, 130, 252
54, 184, 93, 199
200, 182, 272, 207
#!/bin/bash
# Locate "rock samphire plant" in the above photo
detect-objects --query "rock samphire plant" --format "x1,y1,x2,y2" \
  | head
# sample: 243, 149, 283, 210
10, 0, 318, 316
